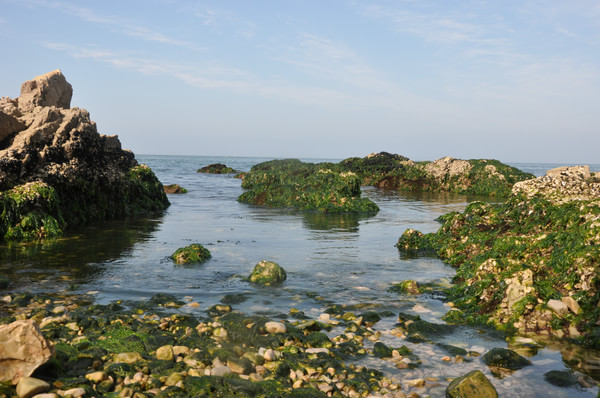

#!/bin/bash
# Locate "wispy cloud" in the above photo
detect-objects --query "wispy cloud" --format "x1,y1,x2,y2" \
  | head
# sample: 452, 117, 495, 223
19, 0, 200, 49
43, 41, 363, 107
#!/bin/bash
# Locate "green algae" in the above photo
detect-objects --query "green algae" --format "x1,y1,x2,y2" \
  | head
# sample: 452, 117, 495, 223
170, 243, 212, 265
238, 159, 379, 214
398, 192, 600, 345
0, 163, 169, 243
338, 153, 533, 197
248, 260, 287, 285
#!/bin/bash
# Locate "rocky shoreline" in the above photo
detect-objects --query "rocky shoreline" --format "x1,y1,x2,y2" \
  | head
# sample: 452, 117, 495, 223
398, 165, 600, 347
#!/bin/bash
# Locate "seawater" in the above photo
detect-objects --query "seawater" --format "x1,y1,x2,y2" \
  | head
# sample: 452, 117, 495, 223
2, 155, 600, 397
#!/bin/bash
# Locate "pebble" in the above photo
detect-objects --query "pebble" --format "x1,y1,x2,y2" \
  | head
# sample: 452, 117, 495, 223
51, 305, 66, 314
211, 365, 232, 376
264, 321, 287, 334
306, 348, 330, 355
62, 388, 86, 397
16, 377, 50, 398
31, 394, 58, 398
156, 345, 174, 361
85, 371, 108, 383
262, 348, 277, 361
114, 352, 143, 364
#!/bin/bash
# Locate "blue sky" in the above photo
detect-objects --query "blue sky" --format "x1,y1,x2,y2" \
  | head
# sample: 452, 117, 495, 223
1, 0, 599, 163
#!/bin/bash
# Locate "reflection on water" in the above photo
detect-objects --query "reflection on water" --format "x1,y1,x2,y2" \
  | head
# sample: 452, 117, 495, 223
0, 215, 164, 292
2, 155, 599, 397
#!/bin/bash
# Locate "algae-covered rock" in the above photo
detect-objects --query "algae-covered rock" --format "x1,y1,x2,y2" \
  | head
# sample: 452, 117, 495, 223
170, 244, 211, 265
399, 167, 600, 345
197, 163, 237, 174
340, 152, 533, 197
446, 370, 498, 398
0, 71, 169, 242
238, 159, 379, 214
249, 260, 287, 285
163, 184, 188, 194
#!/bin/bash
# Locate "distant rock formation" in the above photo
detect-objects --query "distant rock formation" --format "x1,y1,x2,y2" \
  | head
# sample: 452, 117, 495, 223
340, 152, 534, 197
512, 165, 600, 203
0, 70, 169, 241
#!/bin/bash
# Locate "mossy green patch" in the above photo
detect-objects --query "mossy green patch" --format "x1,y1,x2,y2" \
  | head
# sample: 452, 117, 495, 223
170, 244, 211, 264
238, 159, 379, 214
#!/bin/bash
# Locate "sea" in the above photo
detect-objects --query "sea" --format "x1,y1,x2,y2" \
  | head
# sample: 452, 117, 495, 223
2, 155, 600, 397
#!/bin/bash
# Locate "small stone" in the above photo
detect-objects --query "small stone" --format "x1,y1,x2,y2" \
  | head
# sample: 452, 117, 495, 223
16, 377, 50, 398
561, 296, 582, 315
262, 348, 277, 361
31, 394, 58, 398
211, 365, 232, 377
62, 388, 86, 397
547, 299, 569, 316
405, 379, 425, 388
305, 348, 329, 355
265, 321, 287, 334
173, 346, 190, 356
156, 345, 174, 361
85, 371, 108, 383
293, 379, 303, 389
51, 306, 66, 314
319, 313, 330, 322
568, 326, 581, 337
114, 352, 143, 364
165, 372, 183, 386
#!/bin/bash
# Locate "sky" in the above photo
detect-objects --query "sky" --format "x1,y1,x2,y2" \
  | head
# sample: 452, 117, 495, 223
1, 0, 599, 163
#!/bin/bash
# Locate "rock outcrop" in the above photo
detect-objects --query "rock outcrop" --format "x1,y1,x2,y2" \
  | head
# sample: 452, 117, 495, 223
512, 165, 600, 203
0, 70, 169, 241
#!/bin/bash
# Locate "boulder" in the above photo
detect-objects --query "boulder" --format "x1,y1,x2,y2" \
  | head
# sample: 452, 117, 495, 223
446, 370, 498, 398
18, 69, 73, 111
16, 376, 51, 398
0, 320, 53, 384
170, 244, 211, 264
249, 260, 287, 285
0, 71, 169, 242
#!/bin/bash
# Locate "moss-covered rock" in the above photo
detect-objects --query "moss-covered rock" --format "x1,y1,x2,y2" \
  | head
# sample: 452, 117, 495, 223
238, 159, 379, 214
248, 260, 287, 285
398, 167, 600, 346
446, 370, 498, 398
197, 163, 238, 174
170, 244, 211, 265
339, 152, 533, 197
482, 348, 532, 370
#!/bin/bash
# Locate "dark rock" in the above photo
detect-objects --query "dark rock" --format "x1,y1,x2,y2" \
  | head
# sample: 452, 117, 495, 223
372, 342, 393, 358
543, 370, 580, 388
197, 163, 237, 174
482, 347, 532, 370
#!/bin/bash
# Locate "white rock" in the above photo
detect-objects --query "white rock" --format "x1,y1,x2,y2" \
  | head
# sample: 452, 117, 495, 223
264, 321, 286, 334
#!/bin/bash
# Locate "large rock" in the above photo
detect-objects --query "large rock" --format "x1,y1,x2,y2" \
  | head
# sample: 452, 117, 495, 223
18, 69, 73, 111
0, 71, 169, 241
0, 320, 53, 384
482, 347, 532, 370
446, 370, 498, 398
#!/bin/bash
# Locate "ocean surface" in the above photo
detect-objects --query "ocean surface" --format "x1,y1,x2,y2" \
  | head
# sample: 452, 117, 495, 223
2, 155, 600, 397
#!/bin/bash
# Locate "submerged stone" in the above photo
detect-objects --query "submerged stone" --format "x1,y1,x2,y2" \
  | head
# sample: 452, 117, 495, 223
446, 370, 498, 398
163, 184, 188, 194
482, 348, 532, 370
249, 260, 287, 285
